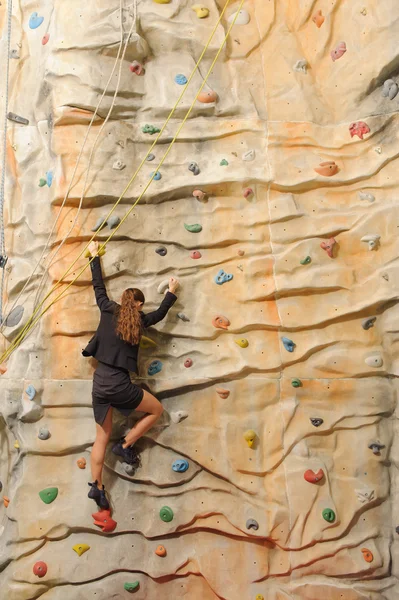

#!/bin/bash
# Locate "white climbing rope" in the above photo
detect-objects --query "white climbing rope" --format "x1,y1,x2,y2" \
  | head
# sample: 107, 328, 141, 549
0, 0, 13, 323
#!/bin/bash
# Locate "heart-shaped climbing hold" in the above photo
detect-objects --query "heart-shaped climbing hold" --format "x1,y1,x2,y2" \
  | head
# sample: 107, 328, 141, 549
29, 12, 44, 30
304, 469, 325, 483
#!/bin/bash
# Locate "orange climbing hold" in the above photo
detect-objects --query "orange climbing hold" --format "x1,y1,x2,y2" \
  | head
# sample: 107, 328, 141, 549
361, 548, 374, 563
92, 509, 117, 533
155, 545, 167, 556
3, 496, 10, 507
212, 315, 230, 330
312, 10, 325, 27
304, 469, 324, 483
314, 161, 339, 177
77, 457, 86, 469
216, 388, 230, 399
197, 90, 218, 103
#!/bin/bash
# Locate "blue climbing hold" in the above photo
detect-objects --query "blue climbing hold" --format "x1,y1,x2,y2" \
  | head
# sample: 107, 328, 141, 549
172, 459, 189, 472
175, 74, 188, 85
214, 269, 233, 285
282, 337, 296, 352
46, 171, 53, 187
148, 360, 162, 376
29, 12, 44, 29
25, 385, 36, 401
151, 171, 162, 181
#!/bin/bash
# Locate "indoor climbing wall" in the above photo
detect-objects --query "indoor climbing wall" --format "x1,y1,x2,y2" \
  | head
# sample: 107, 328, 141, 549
0, 0, 399, 598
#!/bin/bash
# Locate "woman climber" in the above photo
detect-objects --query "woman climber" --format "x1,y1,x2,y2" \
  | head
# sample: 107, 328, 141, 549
82, 241, 179, 509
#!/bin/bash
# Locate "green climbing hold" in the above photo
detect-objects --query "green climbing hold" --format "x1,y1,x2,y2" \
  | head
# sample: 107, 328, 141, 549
300, 256, 312, 265
159, 506, 174, 522
124, 582, 140, 592
142, 124, 160, 135
220, 159, 228, 166
322, 508, 336, 523
184, 223, 202, 233
39, 487, 58, 504
38, 178, 47, 187
291, 378, 302, 388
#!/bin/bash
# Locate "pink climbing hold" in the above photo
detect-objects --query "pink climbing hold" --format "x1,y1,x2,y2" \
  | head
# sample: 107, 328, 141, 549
92, 509, 117, 533
33, 561, 48, 578
184, 358, 193, 368
130, 61, 145, 75
243, 188, 254, 198
216, 388, 230, 399
304, 469, 325, 483
212, 315, 230, 330
331, 41, 347, 62
349, 121, 370, 139
320, 237, 337, 258
197, 90, 218, 103
42, 33, 50, 45
190, 250, 202, 259
193, 189, 206, 202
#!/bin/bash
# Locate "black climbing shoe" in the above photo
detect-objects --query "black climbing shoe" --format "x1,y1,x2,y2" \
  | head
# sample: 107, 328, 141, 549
87, 481, 110, 510
112, 439, 140, 466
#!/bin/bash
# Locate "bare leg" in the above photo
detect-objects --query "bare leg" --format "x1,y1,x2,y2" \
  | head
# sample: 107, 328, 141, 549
91, 407, 113, 487
123, 390, 163, 448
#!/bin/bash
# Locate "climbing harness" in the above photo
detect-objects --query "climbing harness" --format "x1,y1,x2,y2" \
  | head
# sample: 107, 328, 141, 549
0, 0, 245, 363
0, 0, 13, 323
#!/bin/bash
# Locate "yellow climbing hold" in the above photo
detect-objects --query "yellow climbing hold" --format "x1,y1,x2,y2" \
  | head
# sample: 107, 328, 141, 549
235, 338, 249, 348
244, 430, 257, 448
73, 543, 90, 557
256, 596, 264, 600
14, 440, 20, 449
140, 336, 157, 349
192, 4, 209, 18
84, 246, 106, 259
153, 0, 171, 3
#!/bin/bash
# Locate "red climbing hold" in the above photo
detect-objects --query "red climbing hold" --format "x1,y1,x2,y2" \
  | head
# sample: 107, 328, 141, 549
190, 250, 202, 259
349, 121, 370, 139
130, 61, 145, 75
304, 469, 325, 483
33, 561, 48, 578
42, 33, 50, 45
243, 188, 254, 198
92, 509, 117, 533
184, 358, 193, 368
320, 237, 337, 258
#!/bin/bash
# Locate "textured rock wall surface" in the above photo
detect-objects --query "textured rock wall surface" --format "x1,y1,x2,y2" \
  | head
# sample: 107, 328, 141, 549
0, 0, 399, 598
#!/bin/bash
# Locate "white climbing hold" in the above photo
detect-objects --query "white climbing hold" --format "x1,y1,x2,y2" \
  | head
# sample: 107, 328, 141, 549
365, 354, 383, 368
242, 149, 255, 161
358, 191, 375, 203
356, 488, 374, 504
375, 147, 382, 154
361, 234, 380, 251
107, 215, 121, 229
157, 279, 170, 294
228, 9, 250, 25
294, 59, 308, 74
91, 217, 107, 232
112, 160, 125, 170
4, 306, 24, 327
177, 312, 190, 322
170, 411, 188, 424
18, 397, 43, 422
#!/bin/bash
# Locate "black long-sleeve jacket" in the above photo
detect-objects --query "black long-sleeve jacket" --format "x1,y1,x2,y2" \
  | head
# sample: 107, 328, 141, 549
82, 257, 177, 373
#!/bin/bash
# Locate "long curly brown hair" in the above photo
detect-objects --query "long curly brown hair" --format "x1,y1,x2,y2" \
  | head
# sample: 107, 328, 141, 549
115, 288, 145, 345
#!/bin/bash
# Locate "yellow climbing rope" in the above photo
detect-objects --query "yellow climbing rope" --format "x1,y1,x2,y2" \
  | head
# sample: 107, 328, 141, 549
0, 0, 245, 364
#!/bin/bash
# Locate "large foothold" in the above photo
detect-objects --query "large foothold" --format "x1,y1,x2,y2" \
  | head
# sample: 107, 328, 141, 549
312, 9, 325, 27
155, 246, 167, 256
349, 121, 370, 139
177, 312, 190, 322
73, 544, 90, 557
7, 112, 29, 125
172, 459, 189, 472
368, 442, 385, 455
188, 162, 200, 176
157, 279, 170, 294
92, 509, 117, 532
294, 59, 308, 74
4, 305, 24, 327
331, 41, 347, 61
175, 74, 187, 85
170, 410, 188, 424
310, 417, 323, 427
291, 378, 302, 388
25, 384, 36, 400
91, 217, 107, 232
362, 317, 376, 330
124, 582, 140, 592
150, 171, 162, 181
192, 4, 209, 18
242, 150, 255, 161
365, 354, 383, 368
244, 430, 257, 448
38, 427, 50, 440
33, 561, 47, 578
197, 90, 218, 103
228, 9, 250, 25
243, 187, 254, 198
314, 161, 339, 176
155, 545, 167, 556
320, 237, 337, 258
190, 250, 202, 259
193, 189, 207, 202
359, 191, 375, 202
184, 223, 202, 233
148, 360, 162, 376
282, 337, 295, 352
322, 508, 336, 522
361, 549, 374, 563
212, 315, 230, 330
361, 234, 380, 251
160, 506, 174, 522
215, 269, 233, 285
39, 487, 58, 504
235, 338, 249, 348
77, 457, 86, 469
304, 469, 324, 483
42, 33, 50, 45
246, 519, 259, 530
216, 388, 230, 399
300, 256, 311, 265
184, 358, 193, 368
29, 12, 44, 29
130, 61, 144, 75
142, 124, 160, 135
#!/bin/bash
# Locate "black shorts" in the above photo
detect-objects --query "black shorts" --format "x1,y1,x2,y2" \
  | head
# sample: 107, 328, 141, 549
92, 361, 144, 425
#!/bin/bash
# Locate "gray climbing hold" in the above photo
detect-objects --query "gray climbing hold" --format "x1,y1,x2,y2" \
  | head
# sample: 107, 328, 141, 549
361, 234, 380, 251
0, 481, 2, 493
362, 317, 376, 330
294, 59, 308, 73
38, 427, 50, 440
170, 410, 188, 424
389, 83, 399, 100
155, 247, 167, 256
177, 312, 190, 322
157, 279, 170, 294
242, 149, 255, 161
10, 49, 20, 59
368, 442, 385, 455
172, 459, 189, 472
310, 418, 323, 427
123, 463, 136, 475
91, 217, 107, 232
25, 385, 36, 401
282, 337, 295, 352
382, 79, 394, 97
107, 216, 120, 229
112, 160, 125, 170
148, 360, 162, 376
146, 154, 155, 161
214, 269, 233, 285
7, 112, 29, 125
188, 162, 200, 176
4, 305, 24, 327
358, 191, 375, 203
246, 518, 259, 530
